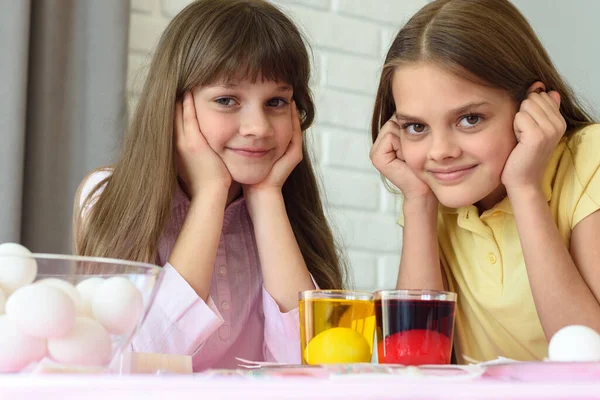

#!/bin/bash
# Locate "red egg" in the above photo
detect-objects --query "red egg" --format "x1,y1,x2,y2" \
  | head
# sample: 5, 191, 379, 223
378, 329, 451, 365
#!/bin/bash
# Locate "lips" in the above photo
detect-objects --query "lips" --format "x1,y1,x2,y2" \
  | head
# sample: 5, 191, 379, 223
228, 147, 271, 158
429, 165, 477, 183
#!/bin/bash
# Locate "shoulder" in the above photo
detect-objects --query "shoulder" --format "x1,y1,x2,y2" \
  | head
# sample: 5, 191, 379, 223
77, 168, 113, 211
550, 124, 600, 229
565, 124, 600, 177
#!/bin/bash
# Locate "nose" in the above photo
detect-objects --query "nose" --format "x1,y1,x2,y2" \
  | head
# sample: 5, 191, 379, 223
239, 108, 273, 138
428, 130, 461, 161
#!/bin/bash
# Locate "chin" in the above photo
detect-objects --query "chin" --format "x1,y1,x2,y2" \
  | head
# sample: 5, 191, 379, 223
437, 197, 473, 209
434, 188, 490, 209
230, 170, 270, 186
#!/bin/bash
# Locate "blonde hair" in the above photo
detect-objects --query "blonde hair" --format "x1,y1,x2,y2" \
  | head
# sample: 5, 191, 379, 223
372, 0, 594, 143
74, 0, 346, 289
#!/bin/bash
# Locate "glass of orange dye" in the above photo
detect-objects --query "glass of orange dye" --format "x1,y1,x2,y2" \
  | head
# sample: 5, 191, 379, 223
299, 290, 375, 365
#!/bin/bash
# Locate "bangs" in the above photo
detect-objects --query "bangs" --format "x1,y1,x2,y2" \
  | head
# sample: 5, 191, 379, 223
192, 6, 309, 87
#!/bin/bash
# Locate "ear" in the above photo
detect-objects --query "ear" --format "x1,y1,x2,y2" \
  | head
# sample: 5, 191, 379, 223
526, 81, 546, 95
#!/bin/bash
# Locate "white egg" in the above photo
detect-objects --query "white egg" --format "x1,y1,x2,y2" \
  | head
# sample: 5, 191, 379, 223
0, 243, 37, 293
6, 284, 76, 338
0, 315, 47, 372
92, 277, 143, 335
37, 278, 83, 315
48, 317, 112, 367
75, 277, 105, 318
548, 325, 600, 362
0, 287, 6, 314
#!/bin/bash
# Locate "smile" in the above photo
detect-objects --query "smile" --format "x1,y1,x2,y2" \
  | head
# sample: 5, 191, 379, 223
429, 165, 477, 184
228, 147, 271, 158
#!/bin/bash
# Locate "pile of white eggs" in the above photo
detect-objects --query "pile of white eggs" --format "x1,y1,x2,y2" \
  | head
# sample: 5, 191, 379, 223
0, 243, 143, 372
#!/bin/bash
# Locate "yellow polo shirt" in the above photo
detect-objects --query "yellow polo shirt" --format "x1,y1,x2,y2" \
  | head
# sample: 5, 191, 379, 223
398, 124, 600, 363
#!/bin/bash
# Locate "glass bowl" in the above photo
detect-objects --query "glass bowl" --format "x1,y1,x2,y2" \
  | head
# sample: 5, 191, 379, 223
0, 252, 163, 373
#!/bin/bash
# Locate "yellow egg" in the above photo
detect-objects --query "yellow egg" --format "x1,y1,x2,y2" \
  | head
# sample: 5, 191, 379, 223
305, 327, 371, 364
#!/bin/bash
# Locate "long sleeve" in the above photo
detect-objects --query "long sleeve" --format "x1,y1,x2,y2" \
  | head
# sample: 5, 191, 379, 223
77, 172, 290, 370
133, 263, 224, 355
261, 274, 320, 363
261, 286, 301, 363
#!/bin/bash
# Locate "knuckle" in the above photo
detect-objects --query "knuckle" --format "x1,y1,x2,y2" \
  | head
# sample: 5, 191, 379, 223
372, 159, 384, 171
514, 112, 527, 123
521, 99, 533, 110
561, 118, 567, 132
369, 148, 376, 159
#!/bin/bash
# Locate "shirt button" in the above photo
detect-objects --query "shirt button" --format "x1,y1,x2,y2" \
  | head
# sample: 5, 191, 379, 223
221, 301, 229, 310
219, 266, 227, 276
488, 253, 497, 264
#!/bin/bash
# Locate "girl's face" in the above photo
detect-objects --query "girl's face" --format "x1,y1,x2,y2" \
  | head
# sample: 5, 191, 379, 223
391, 63, 519, 209
192, 79, 295, 185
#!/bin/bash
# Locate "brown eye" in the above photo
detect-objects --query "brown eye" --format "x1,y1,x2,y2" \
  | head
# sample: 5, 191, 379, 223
466, 115, 479, 124
413, 124, 425, 132
403, 123, 429, 136
459, 114, 482, 128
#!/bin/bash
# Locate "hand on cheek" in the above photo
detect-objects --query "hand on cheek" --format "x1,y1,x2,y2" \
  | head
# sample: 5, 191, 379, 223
175, 91, 232, 199
501, 83, 567, 193
370, 117, 434, 203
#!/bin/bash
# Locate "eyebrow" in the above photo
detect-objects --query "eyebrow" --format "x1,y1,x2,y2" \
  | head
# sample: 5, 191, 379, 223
395, 101, 490, 121
217, 83, 293, 92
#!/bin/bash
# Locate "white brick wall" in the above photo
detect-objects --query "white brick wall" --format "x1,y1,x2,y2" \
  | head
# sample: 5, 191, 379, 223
127, 0, 427, 291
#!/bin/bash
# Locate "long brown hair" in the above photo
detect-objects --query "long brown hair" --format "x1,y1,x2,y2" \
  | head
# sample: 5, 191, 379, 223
372, 0, 594, 142
74, 0, 345, 289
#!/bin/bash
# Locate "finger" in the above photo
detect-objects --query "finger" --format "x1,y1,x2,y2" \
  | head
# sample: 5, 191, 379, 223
528, 93, 564, 136
536, 90, 560, 109
539, 91, 567, 134
370, 129, 387, 157
291, 101, 302, 135
393, 134, 404, 161
383, 130, 404, 161
182, 92, 201, 138
520, 95, 555, 135
382, 118, 403, 138
513, 110, 541, 143
527, 94, 558, 125
372, 117, 402, 151
371, 131, 403, 163
372, 121, 402, 158
547, 90, 561, 108
174, 101, 186, 176
289, 103, 303, 146
372, 123, 400, 156
174, 101, 184, 144
276, 102, 303, 165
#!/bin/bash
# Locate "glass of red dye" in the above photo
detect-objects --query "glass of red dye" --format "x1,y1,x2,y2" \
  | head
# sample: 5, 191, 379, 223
374, 290, 457, 365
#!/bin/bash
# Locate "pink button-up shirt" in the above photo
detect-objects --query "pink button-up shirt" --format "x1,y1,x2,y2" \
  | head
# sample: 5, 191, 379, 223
80, 171, 301, 371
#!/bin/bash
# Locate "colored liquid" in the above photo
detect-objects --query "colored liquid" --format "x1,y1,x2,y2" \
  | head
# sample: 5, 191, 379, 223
375, 299, 455, 365
300, 298, 375, 364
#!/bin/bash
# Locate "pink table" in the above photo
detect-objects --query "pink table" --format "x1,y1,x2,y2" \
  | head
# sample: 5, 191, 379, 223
2, 369, 600, 400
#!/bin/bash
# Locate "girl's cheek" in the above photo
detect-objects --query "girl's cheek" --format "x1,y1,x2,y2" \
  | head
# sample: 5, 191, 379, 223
403, 149, 424, 170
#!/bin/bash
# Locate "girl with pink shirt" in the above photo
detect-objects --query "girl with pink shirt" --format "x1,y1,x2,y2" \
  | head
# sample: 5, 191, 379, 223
72, 0, 345, 371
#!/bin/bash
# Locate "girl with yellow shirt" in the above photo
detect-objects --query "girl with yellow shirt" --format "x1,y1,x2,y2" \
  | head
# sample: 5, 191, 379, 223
370, 0, 600, 363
